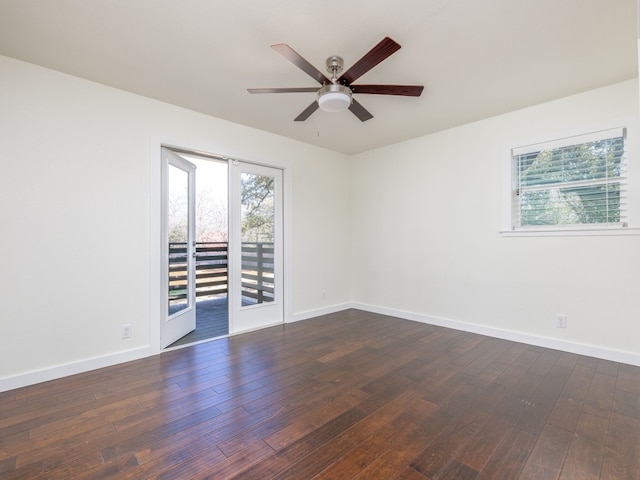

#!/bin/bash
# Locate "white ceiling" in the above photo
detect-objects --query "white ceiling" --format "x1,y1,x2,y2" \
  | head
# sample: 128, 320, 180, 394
0, 0, 637, 155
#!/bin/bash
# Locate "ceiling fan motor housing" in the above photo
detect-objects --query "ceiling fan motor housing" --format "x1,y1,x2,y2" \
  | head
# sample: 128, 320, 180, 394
326, 55, 344, 75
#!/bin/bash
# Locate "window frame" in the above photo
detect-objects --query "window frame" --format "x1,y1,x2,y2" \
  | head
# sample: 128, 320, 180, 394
501, 123, 640, 237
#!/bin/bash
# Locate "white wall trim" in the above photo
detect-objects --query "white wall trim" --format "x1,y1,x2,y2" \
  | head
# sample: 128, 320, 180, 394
289, 302, 354, 323
2, 303, 340, 392
4, 300, 639, 393
0, 346, 154, 393
352, 302, 640, 367
499, 227, 640, 237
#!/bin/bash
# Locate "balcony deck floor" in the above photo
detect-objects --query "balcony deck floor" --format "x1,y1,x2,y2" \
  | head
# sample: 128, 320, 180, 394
168, 296, 229, 348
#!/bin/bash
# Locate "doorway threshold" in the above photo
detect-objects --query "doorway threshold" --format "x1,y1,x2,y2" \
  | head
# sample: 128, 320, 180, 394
167, 296, 229, 348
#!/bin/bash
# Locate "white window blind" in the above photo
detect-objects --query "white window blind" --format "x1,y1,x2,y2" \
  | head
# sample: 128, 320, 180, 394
511, 128, 627, 230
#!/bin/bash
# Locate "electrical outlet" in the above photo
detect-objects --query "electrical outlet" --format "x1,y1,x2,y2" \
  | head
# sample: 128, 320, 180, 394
121, 324, 132, 339
555, 314, 567, 329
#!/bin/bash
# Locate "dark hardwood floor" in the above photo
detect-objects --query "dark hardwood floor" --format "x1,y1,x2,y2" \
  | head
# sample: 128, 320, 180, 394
1, 309, 639, 479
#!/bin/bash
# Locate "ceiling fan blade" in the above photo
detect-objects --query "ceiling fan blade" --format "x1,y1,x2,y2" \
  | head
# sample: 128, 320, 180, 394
350, 84, 424, 97
271, 43, 330, 85
294, 101, 319, 121
338, 37, 401, 85
348, 99, 374, 122
248, 87, 318, 94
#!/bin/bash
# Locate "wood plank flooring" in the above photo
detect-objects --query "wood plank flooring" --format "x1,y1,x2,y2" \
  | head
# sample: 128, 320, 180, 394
1, 309, 639, 479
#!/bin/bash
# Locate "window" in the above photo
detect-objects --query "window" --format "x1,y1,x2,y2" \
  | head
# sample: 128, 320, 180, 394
509, 128, 627, 231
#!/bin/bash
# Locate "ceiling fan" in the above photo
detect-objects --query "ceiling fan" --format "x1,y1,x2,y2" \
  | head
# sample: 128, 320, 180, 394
247, 37, 424, 122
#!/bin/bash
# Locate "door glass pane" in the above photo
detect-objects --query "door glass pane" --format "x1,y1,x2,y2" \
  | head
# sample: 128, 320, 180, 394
240, 173, 275, 306
168, 164, 190, 315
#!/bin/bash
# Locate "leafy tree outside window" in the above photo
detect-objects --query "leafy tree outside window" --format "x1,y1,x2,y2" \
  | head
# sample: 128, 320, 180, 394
241, 173, 275, 242
511, 128, 626, 229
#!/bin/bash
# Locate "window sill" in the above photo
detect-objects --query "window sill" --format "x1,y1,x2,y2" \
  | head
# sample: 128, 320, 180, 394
500, 227, 640, 237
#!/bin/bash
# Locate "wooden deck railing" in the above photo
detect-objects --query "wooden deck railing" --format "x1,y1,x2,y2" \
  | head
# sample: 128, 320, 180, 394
241, 242, 275, 304
169, 241, 274, 304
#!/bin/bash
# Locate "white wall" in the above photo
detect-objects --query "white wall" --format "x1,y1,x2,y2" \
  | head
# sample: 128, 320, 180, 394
350, 79, 640, 365
2, 53, 639, 392
0, 55, 352, 390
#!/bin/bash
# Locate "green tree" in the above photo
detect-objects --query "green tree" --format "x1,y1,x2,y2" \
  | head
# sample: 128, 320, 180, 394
241, 174, 274, 242
518, 138, 623, 226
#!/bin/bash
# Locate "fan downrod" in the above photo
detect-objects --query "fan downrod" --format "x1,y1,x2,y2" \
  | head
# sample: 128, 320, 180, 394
326, 56, 344, 80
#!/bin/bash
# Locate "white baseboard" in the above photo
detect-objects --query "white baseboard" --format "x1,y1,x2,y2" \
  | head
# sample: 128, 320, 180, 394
288, 302, 353, 324
0, 303, 352, 393
353, 302, 640, 367
0, 346, 154, 393
4, 302, 638, 393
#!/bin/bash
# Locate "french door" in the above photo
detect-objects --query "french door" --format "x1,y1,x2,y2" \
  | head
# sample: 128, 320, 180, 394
161, 149, 284, 347
161, 148, 196, 348
229, 161, 284, 333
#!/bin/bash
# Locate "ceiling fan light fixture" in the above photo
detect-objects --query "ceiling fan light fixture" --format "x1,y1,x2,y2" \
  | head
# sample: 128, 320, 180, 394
317, 84, 352, 112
